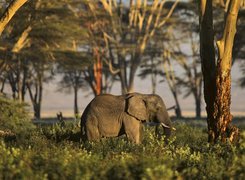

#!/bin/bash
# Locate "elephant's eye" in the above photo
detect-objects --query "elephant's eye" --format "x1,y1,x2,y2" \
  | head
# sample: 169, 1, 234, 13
156, 105, 161, 110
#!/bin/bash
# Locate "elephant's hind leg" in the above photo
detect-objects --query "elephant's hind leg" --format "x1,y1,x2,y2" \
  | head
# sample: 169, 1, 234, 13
86, 120, 100, 141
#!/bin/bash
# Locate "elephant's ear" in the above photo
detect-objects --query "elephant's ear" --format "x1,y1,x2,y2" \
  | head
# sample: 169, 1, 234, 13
126, 95, 148, 121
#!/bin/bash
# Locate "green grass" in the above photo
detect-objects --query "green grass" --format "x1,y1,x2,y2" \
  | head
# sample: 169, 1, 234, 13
0, 97, 244, 179
0, 122, 244, 180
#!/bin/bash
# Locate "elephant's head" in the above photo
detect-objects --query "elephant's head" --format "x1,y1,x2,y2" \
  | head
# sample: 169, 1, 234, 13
126, 93, 174, 139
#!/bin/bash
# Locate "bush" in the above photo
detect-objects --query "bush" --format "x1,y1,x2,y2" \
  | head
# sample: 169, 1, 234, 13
0, 118, 244, 179
0, 96, 35, 141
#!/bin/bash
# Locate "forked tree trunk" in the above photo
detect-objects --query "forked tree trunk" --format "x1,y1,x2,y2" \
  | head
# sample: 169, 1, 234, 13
199, 0, 241, 143
27, 75, 43, 119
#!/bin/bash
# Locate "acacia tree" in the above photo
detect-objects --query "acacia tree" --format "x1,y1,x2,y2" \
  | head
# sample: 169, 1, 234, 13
168, 32, 202, 118
199, 0, 241, 143
63, 1, 114, 96
0, 0, 86, 118
26, 57, 50, 119
56, 53, 90, 117
138, 29, 183, 118
86, 0, 179, 94
158, 47, 182, 118
83, 22, 114, 96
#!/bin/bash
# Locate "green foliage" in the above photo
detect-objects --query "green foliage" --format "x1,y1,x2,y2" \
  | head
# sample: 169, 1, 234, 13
0, 96, 35, 140
0, 121, 244, 179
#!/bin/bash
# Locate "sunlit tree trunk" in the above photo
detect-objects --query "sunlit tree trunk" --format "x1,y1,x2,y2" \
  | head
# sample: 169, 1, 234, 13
93, 47, 103, 95
214, 0, 241, 142
0, 0, 28, 35
199, 0, 241, 143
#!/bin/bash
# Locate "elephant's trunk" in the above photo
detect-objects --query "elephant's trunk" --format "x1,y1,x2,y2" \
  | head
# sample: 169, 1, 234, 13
149, 122, 175, 142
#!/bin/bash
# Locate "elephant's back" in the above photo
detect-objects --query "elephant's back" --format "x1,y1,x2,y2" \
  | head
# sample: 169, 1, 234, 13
90, 94, 125, 114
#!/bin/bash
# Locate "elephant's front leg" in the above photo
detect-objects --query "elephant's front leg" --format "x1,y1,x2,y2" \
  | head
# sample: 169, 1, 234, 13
123, 116, 143, 144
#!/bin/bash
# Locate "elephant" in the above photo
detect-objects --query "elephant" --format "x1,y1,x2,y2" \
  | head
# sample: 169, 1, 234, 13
80, 92, 174, 144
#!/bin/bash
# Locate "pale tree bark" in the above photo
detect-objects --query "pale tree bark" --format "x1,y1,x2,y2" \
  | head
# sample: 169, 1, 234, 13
199, 0, 241, 143
12, 25, 31, 53
0, 0, 28, 36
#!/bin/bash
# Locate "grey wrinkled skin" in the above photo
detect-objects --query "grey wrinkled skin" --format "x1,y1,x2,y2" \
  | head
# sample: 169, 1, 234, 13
80, 93, 173, 144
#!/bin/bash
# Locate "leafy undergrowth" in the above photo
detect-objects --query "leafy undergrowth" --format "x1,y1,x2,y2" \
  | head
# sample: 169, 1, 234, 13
0, 121, 244, 180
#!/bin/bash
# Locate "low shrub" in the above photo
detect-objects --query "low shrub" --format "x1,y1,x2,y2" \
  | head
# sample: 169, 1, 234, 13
0, 117, 244, 179
0, 96, 35, 141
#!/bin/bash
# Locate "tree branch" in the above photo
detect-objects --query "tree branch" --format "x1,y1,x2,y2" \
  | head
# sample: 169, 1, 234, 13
0, 0, 28, 36
12, 25, 32, 53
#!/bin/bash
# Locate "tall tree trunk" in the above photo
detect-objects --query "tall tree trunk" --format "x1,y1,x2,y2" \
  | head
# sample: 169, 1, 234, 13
128, 66, 137, 93
17, 58, 22, 102
214, 0, 241, 142
0, 78, 6, 93
21, 62, 28, 101
128, 53, 141, 93
8, 72, 17, 99
195, 81, 203, 118
172, 91, 182, 118
0, 0, 28, 35
33, 103, 40, 120
195, 96, 201, 118
151, 58, 157, 94
199, 0, 241, 143
74, 85, 78, 116
119, 55, 128, 94
27, 75, 43, 119
163, 56, 182, 118
199, 0, 219, 143
93, 48, 103, 95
